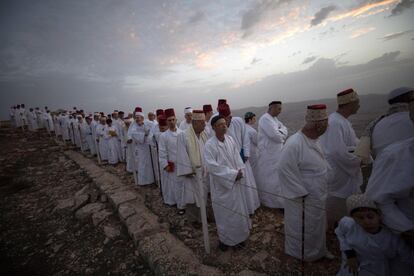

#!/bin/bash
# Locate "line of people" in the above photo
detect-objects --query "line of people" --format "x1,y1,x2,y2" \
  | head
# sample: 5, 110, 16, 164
8, 86, 414, 275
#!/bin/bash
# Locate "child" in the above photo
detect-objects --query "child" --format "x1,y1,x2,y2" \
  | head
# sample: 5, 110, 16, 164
335, 194, 414, 276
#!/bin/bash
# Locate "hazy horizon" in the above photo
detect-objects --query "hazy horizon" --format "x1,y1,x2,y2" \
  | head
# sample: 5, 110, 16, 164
1, 0, 413, 120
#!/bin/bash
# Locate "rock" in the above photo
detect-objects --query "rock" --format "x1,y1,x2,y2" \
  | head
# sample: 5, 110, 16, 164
92, 209, 112, 226
109, 191, 137, 207
118, 204, 136, 221
262, 233, 272, 245
52, 243, 64, 253
104, 226, 120, 239
237, 269, 267, 276
251, 250, 269, 270
55, 198, 75, 210
99, 194, 107, 203
75, 185, 89, 197
120, 263, 127, 270
75, 203, 105, 220
250, 233, 261, 242
72, 194, 90, 211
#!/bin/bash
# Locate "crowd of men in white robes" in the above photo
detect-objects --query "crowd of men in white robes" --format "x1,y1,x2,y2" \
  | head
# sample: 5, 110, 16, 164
9, 86, 414, 275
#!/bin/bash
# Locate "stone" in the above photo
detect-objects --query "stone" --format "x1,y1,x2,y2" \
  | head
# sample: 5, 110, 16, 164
104, 225, 121, 239
110, 191, 137, 207
72, 194, 90, 211
251, 250, 269, 270
52, 243, 64, 253
55, 198, 74, 211
237, 269, 267, 276
75, 203, 105, 220
92, 209, 112, 226
99, 194, 107, 203
118, 203, 136, 221
262, 233, 272, 245
75, 185, 89, 197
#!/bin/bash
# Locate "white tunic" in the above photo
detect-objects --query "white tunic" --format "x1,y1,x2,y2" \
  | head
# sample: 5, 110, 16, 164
113, 119, 126, 161
372, 111, 414, 158
335, 217, 414, 276
227, 117, 260, 214
277, 131, 330, 261
96, 123, 109, 161
27, 111, 39, 131
104, 125, 121, 164
204, 135, 251, 246
320, 112, 362, 198
158, 129, 184, 206
81, 122, 96, 155
245, 124, 258, 177
366, 137, 414, 233
127, 122, 154, 185
256, 113, 288, 208
179, 120, 192, 131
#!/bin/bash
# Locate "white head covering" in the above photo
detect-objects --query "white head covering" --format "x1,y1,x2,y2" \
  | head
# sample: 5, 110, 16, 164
346, 194, 377, 215
184, 107, 193, 114
388, 87, 413, 101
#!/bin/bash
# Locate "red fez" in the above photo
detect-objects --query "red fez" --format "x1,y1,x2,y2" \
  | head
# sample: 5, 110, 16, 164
217, 99, 227, 106
337, 88, 355, 97
158, 116, 167, 126
307, 104, 327, 110
156, 109, 164, 117
218, 103, 231, 117
134, 107, 142, 113
164, 108, 175, 118
203, 104, 213, 113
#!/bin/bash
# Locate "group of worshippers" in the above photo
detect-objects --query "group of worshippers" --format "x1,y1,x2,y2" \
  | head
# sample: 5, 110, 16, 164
9, 104, 55, 133
10, 87, 414, 275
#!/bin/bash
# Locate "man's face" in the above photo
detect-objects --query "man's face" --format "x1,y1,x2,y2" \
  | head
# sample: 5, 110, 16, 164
185, 113, 192, 122
148, 113, 156, 121
315, 119, 328, 136
213, 118, 227, 136
112, 113, 118, 120
224, 115, 232, 127
167, 116, 177, 129
100, 118, 106, 125
192, 120, 206, 134
349, 99, 360, 115
135, 115, 144, 125
270, 104, 282, 117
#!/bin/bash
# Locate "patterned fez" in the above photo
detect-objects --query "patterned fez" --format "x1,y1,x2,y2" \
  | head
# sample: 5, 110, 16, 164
192, 110, 205, 121
337, 88, 359, 105
305, 104, 328, 122
346, 194, 377, 215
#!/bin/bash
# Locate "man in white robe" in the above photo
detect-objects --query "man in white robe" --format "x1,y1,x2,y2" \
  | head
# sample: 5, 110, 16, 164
112, 112, 125, 162
44, 110, 55, 133
177, 110, 208, 221
20, 104, 28, 129
105, 118, 121, 165
320, 89, 363, 227
204, 115, 251, 250
96, 117, 109, 162
82, 116, 96, 155
59, 113, 70, 141
218, 103, 260, 215
158, 108, 184, 210
277, 104, 333, 261
127, 107, 155, 186
256, 101, 288, 209
355, 87, 414, 161
27, 108, 39, 131
179, 107, 192, 131
149, 109, 164, 186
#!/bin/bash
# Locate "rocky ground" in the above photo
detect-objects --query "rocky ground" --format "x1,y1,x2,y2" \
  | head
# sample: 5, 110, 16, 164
0, 126, 153, 275
0, 125, 343, 275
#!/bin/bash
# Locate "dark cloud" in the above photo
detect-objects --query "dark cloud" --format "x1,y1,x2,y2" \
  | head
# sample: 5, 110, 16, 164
241, 0, 291, 38
390, 0, 414, 16
310, 5, 336, 27
302, 56, 317, 64
381, 29, 414, 41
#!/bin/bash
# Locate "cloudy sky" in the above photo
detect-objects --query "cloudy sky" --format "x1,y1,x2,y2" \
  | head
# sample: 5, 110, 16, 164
1, 0, 413, 119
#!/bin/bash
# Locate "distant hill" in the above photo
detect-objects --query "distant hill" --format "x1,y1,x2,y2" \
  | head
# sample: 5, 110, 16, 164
232, 94, 388, 137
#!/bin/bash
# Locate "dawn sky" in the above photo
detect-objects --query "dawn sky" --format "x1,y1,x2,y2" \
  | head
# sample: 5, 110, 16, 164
1, 0, 413, 119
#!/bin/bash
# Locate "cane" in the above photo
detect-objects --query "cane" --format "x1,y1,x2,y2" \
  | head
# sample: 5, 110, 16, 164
130, 142, 138, 186
148, 144, 157, 186
196, 169, 210, 254
154, 139, 163, 198
95, 137, 102, 164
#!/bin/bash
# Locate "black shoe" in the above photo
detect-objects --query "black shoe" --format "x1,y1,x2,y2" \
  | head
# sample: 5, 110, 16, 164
218, 242, 229, 252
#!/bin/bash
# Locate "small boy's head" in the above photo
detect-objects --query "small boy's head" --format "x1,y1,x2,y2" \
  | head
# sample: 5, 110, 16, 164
346, 194, 381, 234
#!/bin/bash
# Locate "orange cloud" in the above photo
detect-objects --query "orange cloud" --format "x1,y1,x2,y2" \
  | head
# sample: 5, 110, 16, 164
331, 0, 398, 21
350, 27, 376, 39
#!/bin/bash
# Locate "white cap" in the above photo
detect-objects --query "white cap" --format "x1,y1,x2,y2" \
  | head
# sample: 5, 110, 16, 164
184, 107, 193, 114
388, 87, 413, 101
346, 194, 377, 215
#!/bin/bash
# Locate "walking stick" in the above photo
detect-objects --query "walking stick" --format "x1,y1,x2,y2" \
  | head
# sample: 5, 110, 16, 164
196, 170, 210, 254
148, 144, 157, 186
301, 196, 305, 276
95, 137, 102, 164
154, 139, 163, 198
130, 142, 138, 186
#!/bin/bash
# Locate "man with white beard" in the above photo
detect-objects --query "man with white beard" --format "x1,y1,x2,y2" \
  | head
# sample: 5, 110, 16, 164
277, 104, 334, 261
320, 88, 362, 227
217, 103, 260, 215
179, 107, 193, 131
204, 115, 251, 251
256, 101, 288, 209
158, 108, 184, 211
127, 107, 155, 186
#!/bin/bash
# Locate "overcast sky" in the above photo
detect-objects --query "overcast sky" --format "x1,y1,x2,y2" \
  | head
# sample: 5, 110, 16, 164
1, 0, 414, 119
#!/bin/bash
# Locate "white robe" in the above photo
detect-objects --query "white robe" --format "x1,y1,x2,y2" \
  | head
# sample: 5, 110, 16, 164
245, 124, 259, 178
105, 125, 121, 164
277, 131, 330, 261
372, 111, 414, 158
59, 115, 70, 141
96, 123, 109, 161
113, 119, 125, 161
320, 112, 362, 223
204, 134, 251, 246
44, 113, 54, 132
27, 111, 39, 131
335, 217, 414, 276
227, 117, 260, 214
158, 129, 184, 206
127, 122, 154, 186
73, 121, 82, 148
82, 122, 95, 155
179, 120, 192, 131
256, 113, 288, 208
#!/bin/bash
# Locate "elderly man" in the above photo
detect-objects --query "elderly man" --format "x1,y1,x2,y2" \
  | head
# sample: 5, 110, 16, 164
218, 103, 260, 215
256, 101, 288, 209
159, 108, 186, 211
320, 89, 362, 227
356, 87, 414, 161
179, 107, 193, 131
204, 115, 251, 251
177, 110, 208, 222
278, 104, 333, 261
127, 107, 155, 186
366, 96, 414, 275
